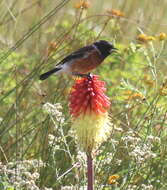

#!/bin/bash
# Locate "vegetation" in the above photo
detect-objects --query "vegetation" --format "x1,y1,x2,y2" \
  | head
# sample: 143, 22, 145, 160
0, 0, 167, 189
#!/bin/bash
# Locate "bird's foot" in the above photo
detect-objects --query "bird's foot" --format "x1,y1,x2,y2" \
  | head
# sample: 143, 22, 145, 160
86, 73, 93, 79
72, 72, 93, 79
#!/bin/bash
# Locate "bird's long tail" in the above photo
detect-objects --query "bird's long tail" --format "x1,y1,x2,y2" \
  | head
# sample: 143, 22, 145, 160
39, 68, 61, 80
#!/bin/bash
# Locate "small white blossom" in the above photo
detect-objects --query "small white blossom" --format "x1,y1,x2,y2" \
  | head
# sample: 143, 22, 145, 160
141, 184, 153, 190
147, 135, 161, 144
0, 159, 45, 190
121, 130, 157, 164
42, 102, 64, 123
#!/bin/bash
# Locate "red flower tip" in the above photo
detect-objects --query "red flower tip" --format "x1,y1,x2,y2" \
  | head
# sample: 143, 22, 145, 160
69, 75, 110, 118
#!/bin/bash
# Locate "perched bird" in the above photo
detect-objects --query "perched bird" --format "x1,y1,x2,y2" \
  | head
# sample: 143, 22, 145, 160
39, 40, 117, 80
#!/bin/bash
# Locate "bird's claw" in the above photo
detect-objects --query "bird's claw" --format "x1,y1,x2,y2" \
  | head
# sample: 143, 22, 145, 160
72, 72, 93, 79
87, 73, 93, 79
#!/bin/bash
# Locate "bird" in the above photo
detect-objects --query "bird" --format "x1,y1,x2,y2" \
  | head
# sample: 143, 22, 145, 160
39, 40, 117, 80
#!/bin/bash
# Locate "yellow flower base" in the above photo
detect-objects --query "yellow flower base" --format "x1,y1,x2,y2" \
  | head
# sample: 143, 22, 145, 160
72, 112, 111, 152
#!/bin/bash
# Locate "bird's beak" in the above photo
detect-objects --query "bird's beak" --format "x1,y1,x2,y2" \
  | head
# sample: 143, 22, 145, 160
110, 47, 118, 53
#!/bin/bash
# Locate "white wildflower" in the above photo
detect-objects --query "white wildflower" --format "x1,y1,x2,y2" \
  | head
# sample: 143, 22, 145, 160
121, 130, 157, 164
42, 102, 64, 123
147, 135, 161, 144
0, 159, 45, 190
141, 184, 153, 190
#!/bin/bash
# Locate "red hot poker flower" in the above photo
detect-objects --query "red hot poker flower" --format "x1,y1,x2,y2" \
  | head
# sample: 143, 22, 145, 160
69, 75, 110, 117
69, 75, 111, 152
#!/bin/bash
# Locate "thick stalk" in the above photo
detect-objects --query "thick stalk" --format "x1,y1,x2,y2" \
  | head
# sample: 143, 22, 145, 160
87, 152, 94, 190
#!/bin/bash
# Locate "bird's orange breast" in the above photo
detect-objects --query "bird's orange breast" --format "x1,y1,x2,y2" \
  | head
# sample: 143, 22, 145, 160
70, 50, 103, 73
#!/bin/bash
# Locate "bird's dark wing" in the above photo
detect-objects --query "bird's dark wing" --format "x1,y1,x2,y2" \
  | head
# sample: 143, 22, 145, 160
56, 45, 94, 66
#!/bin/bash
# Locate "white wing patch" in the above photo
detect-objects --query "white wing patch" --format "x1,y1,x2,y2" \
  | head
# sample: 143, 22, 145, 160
54, 61, 72, 74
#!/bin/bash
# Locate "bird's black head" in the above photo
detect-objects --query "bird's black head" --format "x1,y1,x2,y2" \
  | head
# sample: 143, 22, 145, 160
93, 40, 117, 59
